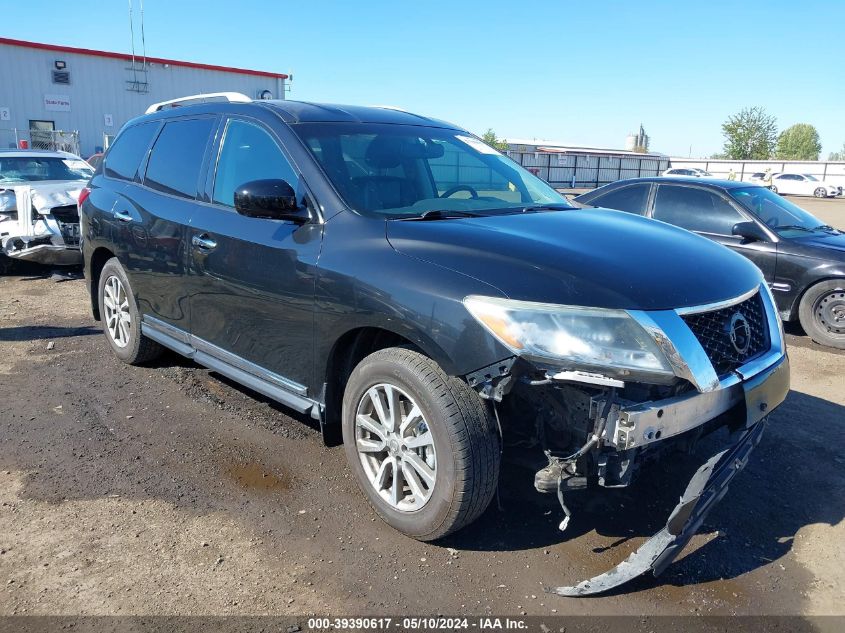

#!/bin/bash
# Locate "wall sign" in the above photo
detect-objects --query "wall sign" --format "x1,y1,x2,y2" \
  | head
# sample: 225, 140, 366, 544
0, 107, 9, 121
104, 114, 113, 127
44, 94, 71, 112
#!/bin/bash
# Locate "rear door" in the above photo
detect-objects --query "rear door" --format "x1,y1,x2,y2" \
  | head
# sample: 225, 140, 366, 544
649, 183, 778, 285
117, 115, 217, 331
578, 182, 652, 215
186, 115, 322, 391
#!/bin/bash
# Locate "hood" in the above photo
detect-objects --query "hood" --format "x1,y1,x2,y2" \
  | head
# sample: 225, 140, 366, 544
0, 180, 85, 214
386, 208, 764, 311
788, 230, 845, 255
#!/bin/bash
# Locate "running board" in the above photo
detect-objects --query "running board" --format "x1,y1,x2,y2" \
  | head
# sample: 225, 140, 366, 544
141, 318, 315, 415
550, 419, 767, 597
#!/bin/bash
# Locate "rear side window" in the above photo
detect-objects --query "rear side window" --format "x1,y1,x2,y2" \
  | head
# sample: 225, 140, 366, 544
588, 184, 650, 214
212, 119, 298, 207
144, 118, 215, 199
104, 122, 158, 181
653, 185, 744, 235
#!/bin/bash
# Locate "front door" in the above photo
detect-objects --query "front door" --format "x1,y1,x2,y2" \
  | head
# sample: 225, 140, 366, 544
650, 183, 778, 284
187, 116, 322, 392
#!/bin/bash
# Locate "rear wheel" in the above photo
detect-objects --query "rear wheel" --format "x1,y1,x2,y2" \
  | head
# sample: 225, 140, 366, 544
770, 185, 778, 194
342, 347, 500, 541
798, 280, 845, 350
98, 258, 163, 364
814, 187, 827, 198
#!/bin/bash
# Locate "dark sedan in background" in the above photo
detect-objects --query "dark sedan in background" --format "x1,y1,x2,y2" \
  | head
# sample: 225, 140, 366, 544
575, 177, 845, 349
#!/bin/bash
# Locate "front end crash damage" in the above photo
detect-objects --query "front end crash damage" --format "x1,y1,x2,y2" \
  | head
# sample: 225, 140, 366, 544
0, 184, 83, 266
463, 285, 790, 596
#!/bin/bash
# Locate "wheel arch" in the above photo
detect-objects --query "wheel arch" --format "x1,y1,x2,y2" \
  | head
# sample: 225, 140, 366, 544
320, 324, 457, 444
88, 246, 117, 320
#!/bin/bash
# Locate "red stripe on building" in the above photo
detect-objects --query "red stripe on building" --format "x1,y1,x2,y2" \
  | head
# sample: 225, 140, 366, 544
0, 37, 288, 80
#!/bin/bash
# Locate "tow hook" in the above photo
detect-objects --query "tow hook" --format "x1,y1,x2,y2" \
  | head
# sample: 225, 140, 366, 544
548, 418, 767, 597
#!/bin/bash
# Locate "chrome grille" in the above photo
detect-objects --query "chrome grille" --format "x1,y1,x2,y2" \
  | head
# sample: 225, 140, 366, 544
681, 292, 769, 377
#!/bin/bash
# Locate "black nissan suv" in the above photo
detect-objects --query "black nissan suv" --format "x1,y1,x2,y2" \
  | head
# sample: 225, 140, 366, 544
79, 96, 789, 595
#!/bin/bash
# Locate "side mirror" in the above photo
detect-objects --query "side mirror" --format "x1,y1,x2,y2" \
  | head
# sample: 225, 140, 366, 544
732, 221, 769, 242
234, 179, 310, 223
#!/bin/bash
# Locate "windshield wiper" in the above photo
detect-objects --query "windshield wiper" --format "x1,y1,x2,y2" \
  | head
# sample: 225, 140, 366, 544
396, 209, 485, 221
521, 203, 573, 212
775, 224, 815, 232
814, 224, 839, 232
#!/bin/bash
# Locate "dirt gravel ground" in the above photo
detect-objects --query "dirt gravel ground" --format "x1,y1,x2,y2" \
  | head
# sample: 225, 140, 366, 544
0, 196, 843, 619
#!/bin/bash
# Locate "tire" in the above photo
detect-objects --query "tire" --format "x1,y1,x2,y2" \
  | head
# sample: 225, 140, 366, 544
342, 347, 500, 541
97, 257, 163, 364
770, 185, 778, 194
0, 254, 15, 276
798, 280, 845, 350
814, 187, 827, 198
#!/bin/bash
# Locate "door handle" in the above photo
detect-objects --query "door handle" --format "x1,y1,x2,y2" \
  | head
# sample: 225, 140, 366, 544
192, 234, 217, 251
113, 209, 133, 222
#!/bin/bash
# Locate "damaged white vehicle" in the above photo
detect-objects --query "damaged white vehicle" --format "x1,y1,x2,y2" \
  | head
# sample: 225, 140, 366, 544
0, 149, 92, 272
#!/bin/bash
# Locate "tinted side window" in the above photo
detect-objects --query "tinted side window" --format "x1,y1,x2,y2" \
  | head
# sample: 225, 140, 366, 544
590, 184, 650, 214
144, 118, 215, 199
653, 185, 744, 234
104, 122, 158, 181
212, 119, 298, 207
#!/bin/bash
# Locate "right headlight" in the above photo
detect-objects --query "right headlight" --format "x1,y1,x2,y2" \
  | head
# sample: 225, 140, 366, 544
464, 295, 675, 383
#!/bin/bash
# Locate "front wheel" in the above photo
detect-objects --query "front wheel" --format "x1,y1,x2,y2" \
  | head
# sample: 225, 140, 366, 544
342, 347, 500, 541
814, 187, 827, 198
798, 280, 845, 350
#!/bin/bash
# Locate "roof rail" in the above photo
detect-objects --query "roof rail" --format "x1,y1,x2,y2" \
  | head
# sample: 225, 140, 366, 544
145, 92, 251, 114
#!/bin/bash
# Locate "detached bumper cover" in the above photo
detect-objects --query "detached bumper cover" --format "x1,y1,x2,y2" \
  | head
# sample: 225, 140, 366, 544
551, 354, 789, 597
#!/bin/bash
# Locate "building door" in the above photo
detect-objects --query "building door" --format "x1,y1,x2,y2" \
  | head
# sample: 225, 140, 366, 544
29, 120, 55, 150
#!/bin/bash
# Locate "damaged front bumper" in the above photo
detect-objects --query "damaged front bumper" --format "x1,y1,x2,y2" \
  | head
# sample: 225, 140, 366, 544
552, 352, 788, 596
470, 283, 790, 595
0, 185, 82, 266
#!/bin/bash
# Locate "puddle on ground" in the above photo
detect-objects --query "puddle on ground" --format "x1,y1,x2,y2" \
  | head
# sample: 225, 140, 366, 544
226, 462, 290, 493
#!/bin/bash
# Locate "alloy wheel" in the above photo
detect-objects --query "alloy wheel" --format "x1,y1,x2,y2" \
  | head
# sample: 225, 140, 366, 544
355, 383, 437, 512
103, 275, 131, 348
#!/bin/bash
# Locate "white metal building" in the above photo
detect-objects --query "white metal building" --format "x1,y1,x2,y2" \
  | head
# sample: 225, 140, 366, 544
505, 138, 669, 189
0, 37, 288, 158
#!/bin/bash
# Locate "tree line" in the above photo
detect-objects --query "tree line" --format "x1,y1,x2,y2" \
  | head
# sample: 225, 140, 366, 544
718, 106, 841, 161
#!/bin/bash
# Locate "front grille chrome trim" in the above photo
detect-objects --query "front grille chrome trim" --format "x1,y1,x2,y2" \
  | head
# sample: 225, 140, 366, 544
629, 283, 783, 394
675, 286, 759, 316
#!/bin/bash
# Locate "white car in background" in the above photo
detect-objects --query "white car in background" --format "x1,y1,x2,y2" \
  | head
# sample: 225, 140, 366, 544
662, 167, 715, 178
0, 149, 92, 272
745, 172, 774, 185
770, 173, 842, 198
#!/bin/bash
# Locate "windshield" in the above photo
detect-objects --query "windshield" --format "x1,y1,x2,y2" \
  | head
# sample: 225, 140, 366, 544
293, 123, 569, 218
729, 186, 830, 236
0, 156, 93, 184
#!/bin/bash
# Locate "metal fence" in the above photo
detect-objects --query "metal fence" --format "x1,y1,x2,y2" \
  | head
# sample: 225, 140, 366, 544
669, 158, 845, 187
507, 150, 670, 189
0, 128, 81, 156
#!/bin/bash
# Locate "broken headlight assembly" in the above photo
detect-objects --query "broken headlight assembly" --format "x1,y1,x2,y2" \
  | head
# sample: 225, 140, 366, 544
463, 295, 675, 384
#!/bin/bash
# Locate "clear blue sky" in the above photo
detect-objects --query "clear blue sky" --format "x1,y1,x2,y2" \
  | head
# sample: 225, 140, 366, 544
4, 0, 843, 157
